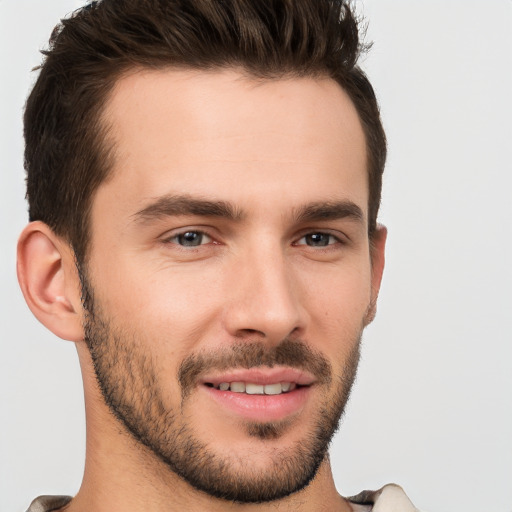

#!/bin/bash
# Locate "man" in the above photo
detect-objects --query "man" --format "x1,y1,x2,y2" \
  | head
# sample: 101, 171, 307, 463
17, 0, 420, 510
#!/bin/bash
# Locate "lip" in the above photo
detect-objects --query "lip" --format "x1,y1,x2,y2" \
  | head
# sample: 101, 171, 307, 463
199, 367, 315, 422
200, 367, 316, 387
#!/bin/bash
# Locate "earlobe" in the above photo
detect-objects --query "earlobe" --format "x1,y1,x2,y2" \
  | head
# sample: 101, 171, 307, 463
17, 221, 84, 342
364, 224, 387, 326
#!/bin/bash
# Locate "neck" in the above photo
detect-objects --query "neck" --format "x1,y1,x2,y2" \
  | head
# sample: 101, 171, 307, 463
72, 452, 350, 512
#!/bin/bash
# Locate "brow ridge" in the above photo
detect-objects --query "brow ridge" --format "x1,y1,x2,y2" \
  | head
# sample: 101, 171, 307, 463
293, 200, 364, 224
133, 194, 364, 227
133, 194, 244, 222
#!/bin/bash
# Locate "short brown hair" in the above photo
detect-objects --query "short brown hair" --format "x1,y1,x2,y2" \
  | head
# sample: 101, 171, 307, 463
24, 0, 386, 263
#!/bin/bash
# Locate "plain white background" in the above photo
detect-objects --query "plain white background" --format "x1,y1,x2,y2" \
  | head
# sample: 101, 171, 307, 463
1, 1, 511, 511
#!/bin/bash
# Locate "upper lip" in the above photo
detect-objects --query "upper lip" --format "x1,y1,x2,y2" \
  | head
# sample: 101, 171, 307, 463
200, 367, 316, 387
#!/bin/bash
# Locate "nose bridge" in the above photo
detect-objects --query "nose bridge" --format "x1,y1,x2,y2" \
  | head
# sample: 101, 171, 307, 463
223, 237, 304, 342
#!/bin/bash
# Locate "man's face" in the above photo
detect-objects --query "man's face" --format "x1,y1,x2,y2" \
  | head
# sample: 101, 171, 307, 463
82, 69, 383, 502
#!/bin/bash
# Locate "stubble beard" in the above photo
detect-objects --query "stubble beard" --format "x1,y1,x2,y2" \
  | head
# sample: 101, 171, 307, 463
80, 274, 362, 503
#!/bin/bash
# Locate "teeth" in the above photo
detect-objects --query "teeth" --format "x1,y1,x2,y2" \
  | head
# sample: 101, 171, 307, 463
246, 383, 264, 394
214, 381, 296, 395
264, 383, 282, 395
230, 382, 246, 393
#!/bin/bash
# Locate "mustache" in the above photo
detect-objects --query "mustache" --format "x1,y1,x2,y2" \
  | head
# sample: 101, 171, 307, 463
178, 338, 332, 399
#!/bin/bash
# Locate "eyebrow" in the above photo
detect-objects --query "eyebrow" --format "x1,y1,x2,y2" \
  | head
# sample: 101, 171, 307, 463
133, 194, 244, 222
293, 200, 364, 224
132, 194, 364, 226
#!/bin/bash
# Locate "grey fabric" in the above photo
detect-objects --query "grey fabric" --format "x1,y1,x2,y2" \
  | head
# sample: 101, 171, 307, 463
26, 495, 72, 512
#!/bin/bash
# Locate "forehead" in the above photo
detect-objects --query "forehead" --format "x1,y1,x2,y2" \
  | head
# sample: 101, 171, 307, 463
96, 68, 368, 219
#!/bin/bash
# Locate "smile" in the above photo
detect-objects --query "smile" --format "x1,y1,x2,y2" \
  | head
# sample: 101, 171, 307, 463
199, 368, 314, 422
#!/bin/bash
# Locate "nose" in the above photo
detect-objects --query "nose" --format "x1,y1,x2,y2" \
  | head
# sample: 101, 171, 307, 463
222, 244, 307, 344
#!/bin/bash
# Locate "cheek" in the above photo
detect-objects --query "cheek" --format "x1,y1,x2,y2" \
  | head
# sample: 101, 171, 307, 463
92, 258, 225, 352
301, 261, 372, 340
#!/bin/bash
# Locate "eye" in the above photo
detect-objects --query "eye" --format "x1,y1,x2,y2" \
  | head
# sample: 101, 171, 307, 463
166, 230, 213, 247
296, 232, 340, 247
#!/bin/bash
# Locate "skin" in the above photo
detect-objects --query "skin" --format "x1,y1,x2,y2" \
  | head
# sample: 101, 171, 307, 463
17, 68, 386, 512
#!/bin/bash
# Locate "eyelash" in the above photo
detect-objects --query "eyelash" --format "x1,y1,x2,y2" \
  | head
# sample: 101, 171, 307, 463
294, 232, 343, 248
162, 230, 215, 248
162, 229, 345, 250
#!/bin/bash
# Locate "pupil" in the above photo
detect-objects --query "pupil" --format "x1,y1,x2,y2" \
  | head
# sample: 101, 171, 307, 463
308, 233, 328, 246
179, 232, 202, 246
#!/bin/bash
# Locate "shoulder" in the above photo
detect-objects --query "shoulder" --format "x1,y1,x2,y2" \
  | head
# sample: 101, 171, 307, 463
347, 484, 422, 512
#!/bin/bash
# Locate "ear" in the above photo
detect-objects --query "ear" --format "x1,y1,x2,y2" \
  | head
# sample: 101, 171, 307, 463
17, 221, 84, 342
364, 224, 387, 326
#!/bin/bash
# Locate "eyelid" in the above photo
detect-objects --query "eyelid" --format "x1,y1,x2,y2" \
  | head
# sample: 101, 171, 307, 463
160, 227, 216, 246
293, 229, 347, 246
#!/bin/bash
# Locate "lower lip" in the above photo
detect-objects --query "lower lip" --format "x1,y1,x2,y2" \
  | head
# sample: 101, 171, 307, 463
201, 385, 311, 422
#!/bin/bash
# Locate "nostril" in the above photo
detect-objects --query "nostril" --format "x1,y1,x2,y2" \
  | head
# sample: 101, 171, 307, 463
235, 328, 265, 337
